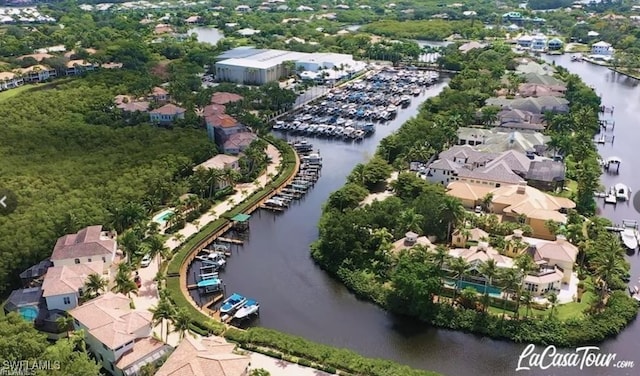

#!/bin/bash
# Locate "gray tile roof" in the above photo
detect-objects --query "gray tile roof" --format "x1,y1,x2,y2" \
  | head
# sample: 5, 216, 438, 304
526, 159, 566, 182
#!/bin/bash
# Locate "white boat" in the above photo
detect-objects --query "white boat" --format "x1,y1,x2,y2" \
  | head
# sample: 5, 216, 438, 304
621, 220, 639, 250
614, 183, 631, 201
233, 299, 259, 320
220, 293, 247, 315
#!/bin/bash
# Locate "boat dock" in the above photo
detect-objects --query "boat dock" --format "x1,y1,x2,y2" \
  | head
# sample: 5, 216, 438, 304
217, 237, 244, 245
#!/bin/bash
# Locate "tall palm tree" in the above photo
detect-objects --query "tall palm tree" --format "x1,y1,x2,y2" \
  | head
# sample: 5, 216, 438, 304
145, 235, 169, 261
56, 314, 74, 340
479, 259, 499, 311
399, 208, 424, 234
449, 257, 470, 306
591, 248, 627, 307
521, 290, 533, 319
84, 273, 108, 299
429, 245, 450, 303
499, 268, 521, 320
441, 196, 466, 242
150, 298, 175, 343
547, 292, 558, 319
172, 308, 193, 340
112, 265, 138, 298
481, 193, 493, 213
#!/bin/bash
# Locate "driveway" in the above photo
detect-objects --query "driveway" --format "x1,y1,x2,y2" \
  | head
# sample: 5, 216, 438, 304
248, 352, 333, 376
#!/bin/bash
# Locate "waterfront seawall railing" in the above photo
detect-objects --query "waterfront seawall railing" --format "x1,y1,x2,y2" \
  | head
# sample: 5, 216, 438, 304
165, 139, 300, 332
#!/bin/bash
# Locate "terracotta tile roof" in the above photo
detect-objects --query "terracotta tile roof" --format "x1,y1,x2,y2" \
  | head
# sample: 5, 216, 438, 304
202, 104, 227, 117
210, 92, 244, 105
223, 132, 257, 150
17, 65, 54, 74
152, 86, 169, 96
196, 155, 240, 170
150, 103, 186, 115
50, 226, 116, 262
116, 338, 171, 371
156, 336, 249, 376
64, 48, 97, 58
102, 62, 123, 69
206, 113, 239, 127
69, 292, 152, 350
66, 59, 93, 68
41, 262, 103, 297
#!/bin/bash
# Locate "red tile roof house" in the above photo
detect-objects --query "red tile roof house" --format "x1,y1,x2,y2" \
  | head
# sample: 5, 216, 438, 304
0, 71, 24, 90
205, 113, 249, 146
69, 292, 172, 376
210, 91, 244, 105
41, 262, 103, 311
149, 103, 186, 125
223, 132, 257, 155
115, 95, 150, 113
148, 86, 170, 103
50, 225, 117, 273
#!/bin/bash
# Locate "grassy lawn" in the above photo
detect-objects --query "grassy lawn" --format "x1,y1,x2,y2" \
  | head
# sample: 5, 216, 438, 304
555, 179, 577, 199
0, 85, 35, 103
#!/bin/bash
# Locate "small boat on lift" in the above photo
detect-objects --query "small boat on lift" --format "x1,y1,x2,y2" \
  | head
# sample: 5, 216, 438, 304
614, 183, 631, 201
621, 220, 640, 250
233, 299, 260, 320
220, 293, 247, 315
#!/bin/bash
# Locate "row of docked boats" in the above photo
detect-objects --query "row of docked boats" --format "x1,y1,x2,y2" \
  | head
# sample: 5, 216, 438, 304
272, 68, 438, 142
193, 244, 231, 294
262, 142, 323, 212
220, 293, 260, 321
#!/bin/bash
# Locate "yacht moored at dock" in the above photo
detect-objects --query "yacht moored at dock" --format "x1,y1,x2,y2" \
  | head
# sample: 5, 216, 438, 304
233, 299, 260, 320
220, 293, 247, 315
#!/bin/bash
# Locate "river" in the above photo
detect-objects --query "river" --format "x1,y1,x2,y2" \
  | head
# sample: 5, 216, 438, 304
192, 29, 640, 374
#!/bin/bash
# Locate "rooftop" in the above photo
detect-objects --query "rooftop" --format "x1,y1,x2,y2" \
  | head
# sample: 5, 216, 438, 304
150, 104, 186, 116
155, 336, 249, 376
210, 92, 243, 105
41, 262, 103, 297
69, 292, 152, 350
195, 155, 240, 171
51, 226, 115, 262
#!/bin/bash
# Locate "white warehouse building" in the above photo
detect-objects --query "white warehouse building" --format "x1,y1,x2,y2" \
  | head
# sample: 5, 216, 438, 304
215, 47, 365, 85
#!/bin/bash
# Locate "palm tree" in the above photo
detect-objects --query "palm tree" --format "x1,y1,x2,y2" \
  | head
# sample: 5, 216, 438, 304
481, 193, 493, 213
84, 273, 108, 298
56, 314, 74, 340
499, 268, 521, 320
145, 235, 169, 261
172, 232, 185, 244
398, 208, 424, 234
150, 298, 175, 343
112, 265, 138, 298
479, 259, 499, 311
547, 291, 558, 319
172, 308, 193, 340
429, 245, 450, 303
441, 196, 466, 241
250, 369, 271, 376
108, 202, 148, 234
521, 290, 533, 319
591, 247, 627, 308
449, 257, 470, 306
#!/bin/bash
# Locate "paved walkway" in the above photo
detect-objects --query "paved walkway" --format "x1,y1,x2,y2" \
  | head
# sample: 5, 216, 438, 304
131, 144, 282, 347
248, 352, 333, 376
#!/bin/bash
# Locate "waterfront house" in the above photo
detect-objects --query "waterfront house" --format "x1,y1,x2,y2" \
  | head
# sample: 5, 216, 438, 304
517, 83, 566, 98
457, 128, 550, 155
154, 24, 174, 35
522, 73, 564, 86
525, 159, 566, 191
516, 35, 533, 49
223, 132, 257, 155
485, 96, 569, 114
149, 104, 186, 125
206, 113, 247, 145
194, 154, 241, 189
69, 292, 173, 376
531, 35, 548, 52
0, 71, 24, 90
447, 182, 576, 240
497, 109, 546, 131
17, 65, 57, 83
50, 225, 117, 273
449, 241, 514, 269
41, 262, 103, 311
515, 60, 556, 76
591, 41, 614, 57
547, 38, 563, 51
155, 336, 249, 376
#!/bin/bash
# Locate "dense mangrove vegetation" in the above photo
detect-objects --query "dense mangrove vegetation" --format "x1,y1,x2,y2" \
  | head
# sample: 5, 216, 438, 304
312, 43, 638, 346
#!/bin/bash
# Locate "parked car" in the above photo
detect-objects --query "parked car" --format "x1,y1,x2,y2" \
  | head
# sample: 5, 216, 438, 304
140, 254, 152, 268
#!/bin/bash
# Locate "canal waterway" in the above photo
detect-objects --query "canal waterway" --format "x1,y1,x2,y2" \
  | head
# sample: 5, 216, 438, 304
193, 27, 640, 374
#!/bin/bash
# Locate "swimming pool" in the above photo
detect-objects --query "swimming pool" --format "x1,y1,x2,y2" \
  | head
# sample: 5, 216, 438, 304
152, 209, 174, 226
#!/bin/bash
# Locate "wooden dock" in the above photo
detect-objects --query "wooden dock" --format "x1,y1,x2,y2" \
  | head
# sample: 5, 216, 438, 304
261, 204, 286, 212
217, 237, 244, 245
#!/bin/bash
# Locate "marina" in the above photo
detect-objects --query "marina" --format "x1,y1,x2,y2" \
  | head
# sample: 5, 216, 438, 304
273, 68, 439, 141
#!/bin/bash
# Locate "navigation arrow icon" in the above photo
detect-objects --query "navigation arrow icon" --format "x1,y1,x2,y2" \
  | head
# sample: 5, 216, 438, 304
0, 196, 6, 208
